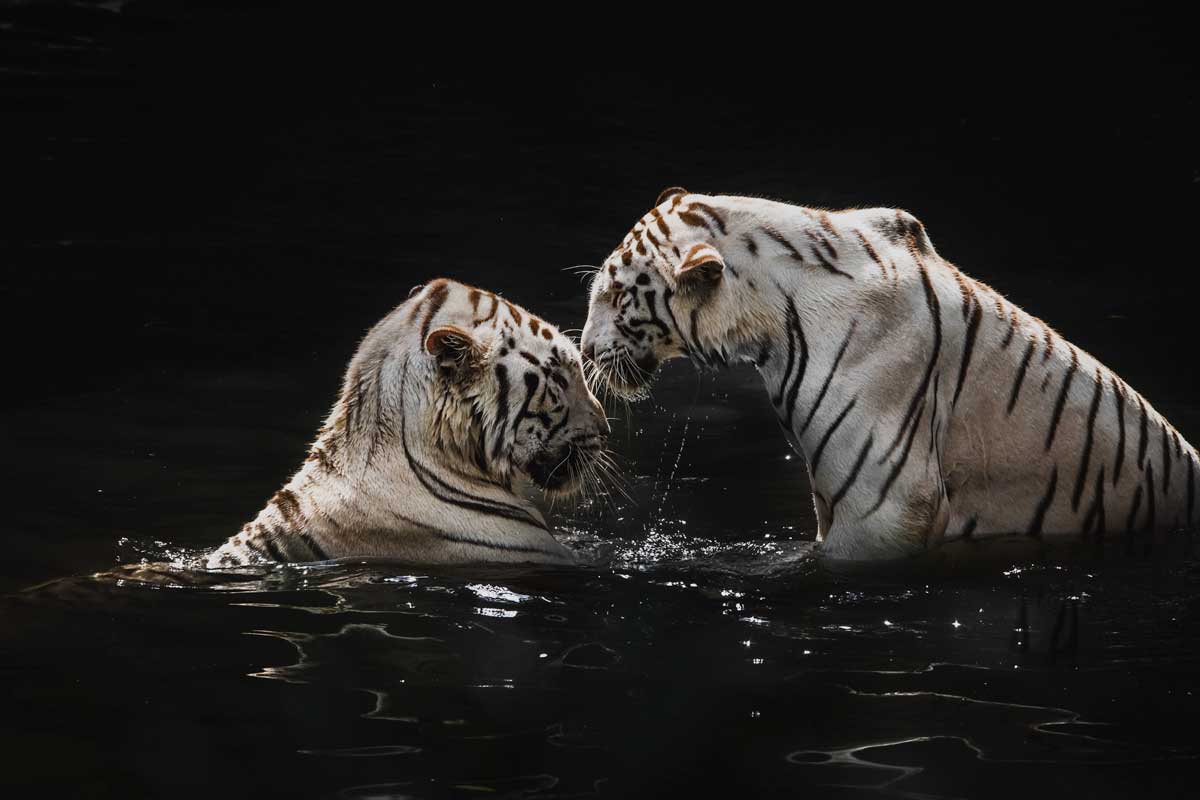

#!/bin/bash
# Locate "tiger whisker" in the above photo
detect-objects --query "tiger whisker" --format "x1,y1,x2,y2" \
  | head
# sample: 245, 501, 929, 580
586, 458, 620, 517
595, 455, 633, 500
595, 451, 626, 483
594, 456, 635, 507
565, 446, 611, 516
544, 446, 574, 486
562, 264, 601, 285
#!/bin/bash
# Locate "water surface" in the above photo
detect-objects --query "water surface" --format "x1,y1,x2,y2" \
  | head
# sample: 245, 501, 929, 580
9, 525, 1200, 798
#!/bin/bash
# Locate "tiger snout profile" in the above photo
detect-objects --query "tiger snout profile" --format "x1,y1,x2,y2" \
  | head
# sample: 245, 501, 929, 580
208, 279, 612, 568
581, 188, 1199, 560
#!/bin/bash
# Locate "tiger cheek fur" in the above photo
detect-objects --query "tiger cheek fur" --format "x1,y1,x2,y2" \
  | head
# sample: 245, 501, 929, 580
583, 189, 1200, 561
494, 331, 609, 496
582, 209, 734, 400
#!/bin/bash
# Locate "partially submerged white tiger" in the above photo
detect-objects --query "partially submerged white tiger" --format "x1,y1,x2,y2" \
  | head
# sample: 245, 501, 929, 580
581, 189, 1199, 560
208, 279, 610, 568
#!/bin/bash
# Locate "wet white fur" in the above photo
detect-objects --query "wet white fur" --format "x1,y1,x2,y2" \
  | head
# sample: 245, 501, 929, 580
583, 193, 1198, 559
209, 280, 607, 567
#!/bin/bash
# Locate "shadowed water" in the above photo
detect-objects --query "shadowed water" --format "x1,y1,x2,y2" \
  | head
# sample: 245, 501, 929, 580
9, 518, 1200, 797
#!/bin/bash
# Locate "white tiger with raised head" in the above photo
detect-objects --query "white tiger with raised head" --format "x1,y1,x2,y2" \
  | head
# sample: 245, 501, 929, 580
208, 279, 610, 567
580, 189, 1199, 560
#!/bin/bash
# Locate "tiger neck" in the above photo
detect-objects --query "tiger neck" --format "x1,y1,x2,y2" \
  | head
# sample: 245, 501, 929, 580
713, 202, 883, 479
682, 198, 879, 363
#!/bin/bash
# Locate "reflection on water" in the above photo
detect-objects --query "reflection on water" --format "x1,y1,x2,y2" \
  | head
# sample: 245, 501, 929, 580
12, 532, 1200, 797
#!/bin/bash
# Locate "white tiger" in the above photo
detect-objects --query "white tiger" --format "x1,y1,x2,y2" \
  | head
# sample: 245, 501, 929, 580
208, 279, 610, 568
580, 189, 1199, 560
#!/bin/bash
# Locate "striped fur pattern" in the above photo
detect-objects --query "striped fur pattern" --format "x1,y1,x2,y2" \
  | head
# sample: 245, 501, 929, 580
581, 189, 1199, 559
208, 279, 610, 568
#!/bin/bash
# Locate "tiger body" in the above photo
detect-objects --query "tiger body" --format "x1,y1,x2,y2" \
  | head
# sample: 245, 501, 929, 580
581, 190, 1199, 560
208, 279, 609, 568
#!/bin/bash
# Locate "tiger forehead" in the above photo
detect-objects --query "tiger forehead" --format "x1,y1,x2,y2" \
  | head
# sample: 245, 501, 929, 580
510, 335, 581, 379
494, 303, 558, 341
515, 316, 576, 354
596, 197, 726, 290
600, 252, 661, 292
607, 203, 715, 271
627, 196, 719, 242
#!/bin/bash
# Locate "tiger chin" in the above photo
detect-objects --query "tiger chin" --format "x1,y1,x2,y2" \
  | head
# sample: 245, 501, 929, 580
581, 187, 1200, 561
207, 279, 611, 569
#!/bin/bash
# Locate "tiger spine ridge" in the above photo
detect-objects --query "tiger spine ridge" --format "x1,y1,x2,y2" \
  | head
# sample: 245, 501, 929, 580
208, 279, 609, 568
581, 190, 1199, 559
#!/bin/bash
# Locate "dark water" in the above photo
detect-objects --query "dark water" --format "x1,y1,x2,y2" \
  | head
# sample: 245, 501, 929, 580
4, 5, 1200, 798
9, 527, 1200, 797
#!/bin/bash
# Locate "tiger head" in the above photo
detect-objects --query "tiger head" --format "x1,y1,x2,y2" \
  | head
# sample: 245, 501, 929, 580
422, 285, 611, 498
581, 187, 737, 400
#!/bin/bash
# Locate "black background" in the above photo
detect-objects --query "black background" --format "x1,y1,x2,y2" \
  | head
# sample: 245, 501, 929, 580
3, 5, 1200, 799
2, 3, 1197, 577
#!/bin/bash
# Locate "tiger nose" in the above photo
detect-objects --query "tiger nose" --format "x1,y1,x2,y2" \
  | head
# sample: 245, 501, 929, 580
582, 341, 596, 363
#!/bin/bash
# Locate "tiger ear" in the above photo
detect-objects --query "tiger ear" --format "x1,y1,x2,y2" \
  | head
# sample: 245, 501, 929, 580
674, 242, 725, 295
424, 326, 483, 375
655, 186, 688, 206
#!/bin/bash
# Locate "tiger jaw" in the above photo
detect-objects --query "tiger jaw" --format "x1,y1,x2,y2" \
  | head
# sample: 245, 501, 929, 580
588, 349, 660, 402
523, 446, 599, 497
608, 374, 654, 402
